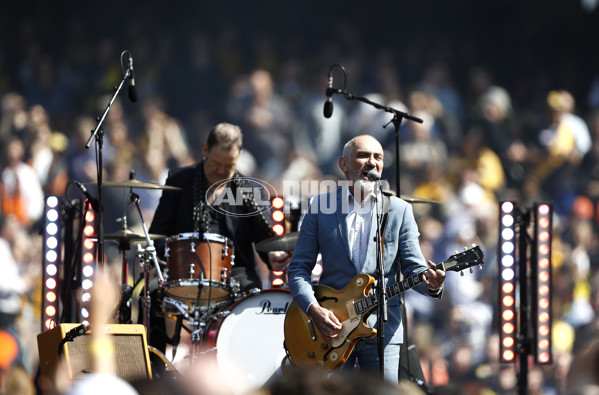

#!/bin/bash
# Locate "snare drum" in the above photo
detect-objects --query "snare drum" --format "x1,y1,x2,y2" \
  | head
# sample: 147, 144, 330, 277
164, 232, 234, 305
202, 289, 291, 393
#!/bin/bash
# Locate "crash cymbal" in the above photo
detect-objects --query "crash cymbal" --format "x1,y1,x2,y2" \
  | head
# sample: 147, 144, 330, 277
399, 195, 440, 204
85, 179, 182, 190
255, 232, 299, 252
102, 228, 167, 242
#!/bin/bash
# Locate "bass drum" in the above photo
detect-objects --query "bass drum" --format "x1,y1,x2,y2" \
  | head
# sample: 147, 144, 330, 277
203, 289, 292, 393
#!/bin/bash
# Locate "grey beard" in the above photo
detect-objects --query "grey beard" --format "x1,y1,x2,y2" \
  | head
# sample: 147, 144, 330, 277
354, 179, 375, 195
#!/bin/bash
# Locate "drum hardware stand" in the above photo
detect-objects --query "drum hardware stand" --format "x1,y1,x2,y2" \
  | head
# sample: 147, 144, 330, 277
130, 192, 164, 283
229, 277, 242, 300
127, 190, 165, 337
190, 308, 205, 357
161, 296, 214, 360
137, 244, 154, 331
195, 272, 205, 308
116, 215, 133, 324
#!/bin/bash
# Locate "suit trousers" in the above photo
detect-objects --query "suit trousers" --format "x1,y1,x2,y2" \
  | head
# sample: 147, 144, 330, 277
339, 340, 400, 383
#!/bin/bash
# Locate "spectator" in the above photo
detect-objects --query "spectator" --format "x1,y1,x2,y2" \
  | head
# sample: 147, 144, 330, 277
533, 90, 592, 217
0, 138, 44, 229
137, 94, 194, 169
0, 216, 26, 334
226, 69, 294, 179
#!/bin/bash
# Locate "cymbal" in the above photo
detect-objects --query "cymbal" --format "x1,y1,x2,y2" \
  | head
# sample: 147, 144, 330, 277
399, 195, 440, 204
102, 229, 167, 242
85, 179, 182, 190
255, 232, 299, 252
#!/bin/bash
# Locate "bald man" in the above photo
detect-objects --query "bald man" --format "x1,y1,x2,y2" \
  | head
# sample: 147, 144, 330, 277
287, 135, 445, 382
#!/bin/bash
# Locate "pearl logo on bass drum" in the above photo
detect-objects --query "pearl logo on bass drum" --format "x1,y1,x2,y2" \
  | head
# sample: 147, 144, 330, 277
257, 298, 289, 315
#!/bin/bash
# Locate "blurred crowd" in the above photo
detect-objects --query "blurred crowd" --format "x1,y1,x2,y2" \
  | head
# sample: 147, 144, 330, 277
2, 1, 599, 394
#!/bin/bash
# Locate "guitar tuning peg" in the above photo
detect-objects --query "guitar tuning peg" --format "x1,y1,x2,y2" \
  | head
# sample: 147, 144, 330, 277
455, 250, 458, 255
478, 264, 483, 270
470, 268, 473, 274
472, 243, 476, 247
463, 246, 468, 251
460, 271, 464, 277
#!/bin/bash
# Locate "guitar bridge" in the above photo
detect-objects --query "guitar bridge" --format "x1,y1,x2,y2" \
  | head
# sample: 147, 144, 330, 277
346, 300, 358, 321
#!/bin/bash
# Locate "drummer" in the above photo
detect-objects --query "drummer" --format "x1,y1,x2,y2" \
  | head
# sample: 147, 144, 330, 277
147, 123, 290, 352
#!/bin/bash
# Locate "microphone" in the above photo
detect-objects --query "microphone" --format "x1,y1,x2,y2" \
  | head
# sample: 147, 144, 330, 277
323, 71, 334, 118
74, 180, 100, 212
127, 53, 138, 103
366, 168, 381, 182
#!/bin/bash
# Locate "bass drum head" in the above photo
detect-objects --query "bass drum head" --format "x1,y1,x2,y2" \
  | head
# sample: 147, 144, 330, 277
206, 289, 291, 393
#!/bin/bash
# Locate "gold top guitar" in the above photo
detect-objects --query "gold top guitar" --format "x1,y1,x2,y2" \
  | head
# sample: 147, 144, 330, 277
283, 245, 484, 372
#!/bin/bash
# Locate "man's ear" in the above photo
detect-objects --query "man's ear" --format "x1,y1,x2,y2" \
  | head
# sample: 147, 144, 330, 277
338, 156, 348, 175
202, 144, 208, 158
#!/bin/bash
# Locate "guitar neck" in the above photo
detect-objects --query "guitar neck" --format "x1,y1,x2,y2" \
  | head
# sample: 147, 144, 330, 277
353, 263, 444, 315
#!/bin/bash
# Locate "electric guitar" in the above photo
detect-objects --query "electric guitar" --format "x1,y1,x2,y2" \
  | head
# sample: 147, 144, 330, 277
283, 245, 484, 372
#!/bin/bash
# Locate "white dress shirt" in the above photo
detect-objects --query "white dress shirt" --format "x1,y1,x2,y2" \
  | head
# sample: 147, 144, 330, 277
343, 186, 375, 273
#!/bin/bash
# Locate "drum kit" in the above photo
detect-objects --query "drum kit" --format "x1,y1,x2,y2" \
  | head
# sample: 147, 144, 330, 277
88, 176, 297, 392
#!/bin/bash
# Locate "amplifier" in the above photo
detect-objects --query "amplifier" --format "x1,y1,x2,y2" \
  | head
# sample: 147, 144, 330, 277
37, 323, 152, 383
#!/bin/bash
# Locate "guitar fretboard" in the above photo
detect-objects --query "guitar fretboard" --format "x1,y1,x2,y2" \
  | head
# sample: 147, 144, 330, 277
351, 246, 483, 316
353, 263, 444, 315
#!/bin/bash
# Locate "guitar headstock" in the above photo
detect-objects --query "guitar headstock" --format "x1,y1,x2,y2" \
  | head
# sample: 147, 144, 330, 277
442, 245, 485, 274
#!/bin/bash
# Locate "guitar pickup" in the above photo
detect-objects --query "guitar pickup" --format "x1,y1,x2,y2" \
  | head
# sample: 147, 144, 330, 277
346, 300, 358, 321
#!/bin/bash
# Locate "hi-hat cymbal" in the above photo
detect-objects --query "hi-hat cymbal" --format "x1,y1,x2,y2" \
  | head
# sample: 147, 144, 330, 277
85, 179, 182, 190
102, 229, 167, 242
255, 232, 299, 252
399, 195, 440, 204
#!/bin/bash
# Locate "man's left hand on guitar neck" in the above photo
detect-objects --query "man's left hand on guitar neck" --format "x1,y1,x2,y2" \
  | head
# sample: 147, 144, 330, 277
422, 260, 446, 294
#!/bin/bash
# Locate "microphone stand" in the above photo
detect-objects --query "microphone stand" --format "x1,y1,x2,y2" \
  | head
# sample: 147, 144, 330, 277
326, 87, 423, 125
372, 179, 386, 377
328, 84, 423, 379
85, 64, 133, 269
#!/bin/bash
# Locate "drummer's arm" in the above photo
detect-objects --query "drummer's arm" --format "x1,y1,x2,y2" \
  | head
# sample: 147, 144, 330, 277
250, 208, 281, 269
268, 251, 292, 271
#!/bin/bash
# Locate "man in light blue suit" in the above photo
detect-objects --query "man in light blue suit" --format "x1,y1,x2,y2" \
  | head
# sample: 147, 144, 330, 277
287, 134, 446, 382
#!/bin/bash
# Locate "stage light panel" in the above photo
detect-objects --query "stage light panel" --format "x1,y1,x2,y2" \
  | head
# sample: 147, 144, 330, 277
42, 196, 62, 331
499, 201, 518, 363
532, 203, 552, 365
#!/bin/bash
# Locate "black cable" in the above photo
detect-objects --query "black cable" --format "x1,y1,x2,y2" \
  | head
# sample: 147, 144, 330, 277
57, 324, 89, 357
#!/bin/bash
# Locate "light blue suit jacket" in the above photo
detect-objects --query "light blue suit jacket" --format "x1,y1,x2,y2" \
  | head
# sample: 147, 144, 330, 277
287, 187, 434, 344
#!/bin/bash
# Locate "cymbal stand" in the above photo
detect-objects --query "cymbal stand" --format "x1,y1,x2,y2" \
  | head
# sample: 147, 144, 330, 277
136, 244, 153, 331
115, 215, 133, 324
129, 190, 165, 334
131, 193, 164, 279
